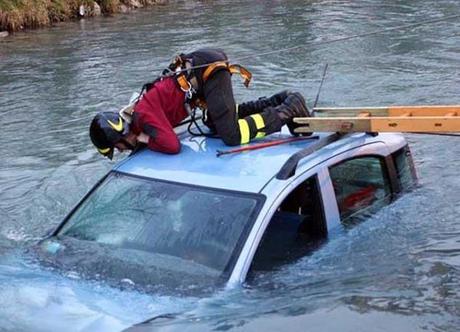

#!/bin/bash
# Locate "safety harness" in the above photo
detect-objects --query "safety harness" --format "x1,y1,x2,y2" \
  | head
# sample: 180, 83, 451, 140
135, 54, 253, 137
173, 56, 252, 100
169, 55, 253, 136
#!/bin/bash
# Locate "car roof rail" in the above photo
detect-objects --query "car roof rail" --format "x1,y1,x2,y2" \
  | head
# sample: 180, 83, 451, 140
276, 133, 343, 180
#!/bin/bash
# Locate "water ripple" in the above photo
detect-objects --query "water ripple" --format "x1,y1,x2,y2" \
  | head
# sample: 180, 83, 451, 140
1, 0, 460, 331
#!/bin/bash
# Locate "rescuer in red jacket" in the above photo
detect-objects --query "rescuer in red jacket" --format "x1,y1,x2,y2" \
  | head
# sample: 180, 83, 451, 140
89, 48, 310, 159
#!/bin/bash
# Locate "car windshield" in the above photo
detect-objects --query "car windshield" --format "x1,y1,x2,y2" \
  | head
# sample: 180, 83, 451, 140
56, 172, 263, 278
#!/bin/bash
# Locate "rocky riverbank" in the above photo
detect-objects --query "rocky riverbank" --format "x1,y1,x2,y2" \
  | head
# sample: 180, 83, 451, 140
0, 0, 168, 35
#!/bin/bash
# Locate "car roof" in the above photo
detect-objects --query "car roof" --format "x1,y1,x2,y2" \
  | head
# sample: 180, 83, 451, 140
114, 128, 407, 193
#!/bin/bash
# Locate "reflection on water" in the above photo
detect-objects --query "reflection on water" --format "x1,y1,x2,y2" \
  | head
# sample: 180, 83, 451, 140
0, 0, 459, 331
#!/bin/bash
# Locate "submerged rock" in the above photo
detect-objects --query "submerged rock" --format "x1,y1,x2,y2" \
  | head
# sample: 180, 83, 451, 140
0, 31, 9, 38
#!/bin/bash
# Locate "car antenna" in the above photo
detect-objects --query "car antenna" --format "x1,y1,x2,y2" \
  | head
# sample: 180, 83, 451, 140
311, 63, 328, 115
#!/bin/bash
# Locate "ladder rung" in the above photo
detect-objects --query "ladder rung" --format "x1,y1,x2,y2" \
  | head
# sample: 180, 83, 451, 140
294, 116, 460, 133
313, 105, 460, 117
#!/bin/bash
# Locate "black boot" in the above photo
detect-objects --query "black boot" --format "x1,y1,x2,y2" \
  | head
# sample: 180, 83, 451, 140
238, 90, 290, 118
278, 92, 311, 136
243, 93, 311, 140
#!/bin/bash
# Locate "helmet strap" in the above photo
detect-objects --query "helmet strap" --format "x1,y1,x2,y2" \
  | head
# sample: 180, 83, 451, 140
120, 137, 136, 151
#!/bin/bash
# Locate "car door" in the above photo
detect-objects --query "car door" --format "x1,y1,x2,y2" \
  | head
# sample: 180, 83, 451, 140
231, 142, 397, 284
247, 173, 328, 273
245, 155, 395, 276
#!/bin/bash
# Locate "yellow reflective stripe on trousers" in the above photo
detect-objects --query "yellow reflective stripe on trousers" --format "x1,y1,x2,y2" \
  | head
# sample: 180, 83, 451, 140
251, 113, 266, 138
238, 119, 250, 144
250, 114, 265, 130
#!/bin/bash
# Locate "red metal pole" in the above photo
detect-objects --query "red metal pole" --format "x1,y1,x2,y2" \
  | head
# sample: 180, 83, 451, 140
216, 136, 319, 157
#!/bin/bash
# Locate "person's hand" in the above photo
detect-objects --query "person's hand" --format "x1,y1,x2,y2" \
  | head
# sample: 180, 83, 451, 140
137, 132, 150, 144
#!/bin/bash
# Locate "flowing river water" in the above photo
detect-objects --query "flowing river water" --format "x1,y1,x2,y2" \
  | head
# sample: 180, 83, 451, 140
0, 0, 459, 331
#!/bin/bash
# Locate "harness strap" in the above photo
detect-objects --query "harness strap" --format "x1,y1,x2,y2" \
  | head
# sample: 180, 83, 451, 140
176, 74, 192, 93
170, 57, 254, 138
118, 103, 135, 124
202, 61, 252, 87
175, 58, 253, 100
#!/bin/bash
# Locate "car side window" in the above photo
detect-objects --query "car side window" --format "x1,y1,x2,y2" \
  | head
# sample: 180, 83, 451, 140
329, 156, 392, 223
248, 176, 327, 273
393, 146, 417, 192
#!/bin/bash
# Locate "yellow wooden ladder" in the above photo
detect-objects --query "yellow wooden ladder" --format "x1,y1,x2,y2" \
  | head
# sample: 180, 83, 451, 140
294, 105, 460, 134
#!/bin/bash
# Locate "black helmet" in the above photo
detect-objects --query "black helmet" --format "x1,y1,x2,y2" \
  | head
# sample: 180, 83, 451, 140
89, 112, 130, 159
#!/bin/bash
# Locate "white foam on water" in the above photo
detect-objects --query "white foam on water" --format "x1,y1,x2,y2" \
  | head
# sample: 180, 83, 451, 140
0, 256, 198, 332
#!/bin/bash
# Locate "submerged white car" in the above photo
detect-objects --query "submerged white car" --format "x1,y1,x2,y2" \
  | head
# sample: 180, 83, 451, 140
38, 127, 417, 293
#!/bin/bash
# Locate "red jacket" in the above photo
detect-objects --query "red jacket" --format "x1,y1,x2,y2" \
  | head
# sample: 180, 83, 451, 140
131, 77, 188, 154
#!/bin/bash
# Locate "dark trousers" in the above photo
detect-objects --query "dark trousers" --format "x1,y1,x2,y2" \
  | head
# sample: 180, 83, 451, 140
203, 70, 284, 146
